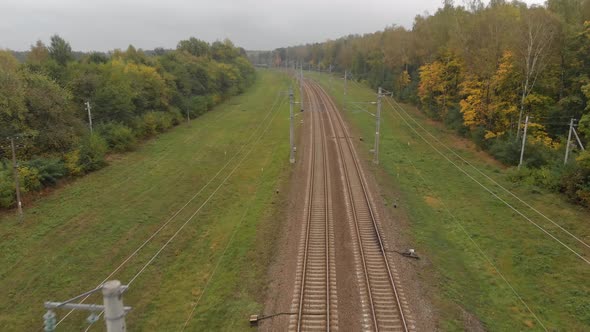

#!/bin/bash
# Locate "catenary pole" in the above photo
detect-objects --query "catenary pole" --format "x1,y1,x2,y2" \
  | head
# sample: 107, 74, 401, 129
344, 70, 347, 96
85, 101, 93, 134
373, 87, 382, 164
10, 137, 23, 221
564, 118, 574, 165
518, 115, 529, 170
300, 63, 304, 111
572, 126, 586, 151
102, 280, 127, 332
289, 88, 295, 164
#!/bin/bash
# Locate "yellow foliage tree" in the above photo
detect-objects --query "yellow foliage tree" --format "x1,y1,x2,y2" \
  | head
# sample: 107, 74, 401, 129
460, 50, 519, 139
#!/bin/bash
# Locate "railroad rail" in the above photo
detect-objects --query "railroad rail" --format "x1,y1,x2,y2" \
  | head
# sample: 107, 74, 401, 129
308, 80, 410, 332
289, 81, 338, 331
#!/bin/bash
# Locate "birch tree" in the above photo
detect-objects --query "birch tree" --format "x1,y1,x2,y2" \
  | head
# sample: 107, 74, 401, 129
515, 8, 559, 140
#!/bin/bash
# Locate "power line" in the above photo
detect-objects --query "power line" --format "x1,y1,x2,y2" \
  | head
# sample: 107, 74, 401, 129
181, 133, 275, 330
54, 92, 287, 329
388, 127, 547, 331
384, 98, 590, 266
82, 93, 288, 331
386, 97, 590, 252
47, 100, 241, 239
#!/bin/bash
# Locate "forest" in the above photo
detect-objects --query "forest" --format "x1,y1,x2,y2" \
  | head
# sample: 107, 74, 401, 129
251, 0, 590, 207
0, 36, 255, 208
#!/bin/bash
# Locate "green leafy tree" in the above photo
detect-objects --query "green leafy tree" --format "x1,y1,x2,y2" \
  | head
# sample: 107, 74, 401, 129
177, 38, 210, 57
48, 35, 73, 66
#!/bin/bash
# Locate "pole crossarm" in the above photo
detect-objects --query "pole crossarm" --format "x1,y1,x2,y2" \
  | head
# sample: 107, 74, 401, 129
43, 281, 130, 332
44, 302, 132, 313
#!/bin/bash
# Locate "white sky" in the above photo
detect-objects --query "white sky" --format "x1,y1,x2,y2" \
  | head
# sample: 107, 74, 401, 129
0, 0, 545, 52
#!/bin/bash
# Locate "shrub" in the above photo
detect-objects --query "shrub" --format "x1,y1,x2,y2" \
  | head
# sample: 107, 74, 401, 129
489, 137, 521, 166
559, 162, 590, 207
26, 158, 66, 186
168, 107, 184, 126
154, 112, 173, 132
471, 126, 491, 150
98, 122, 136, 152
78, 134, 108, 172
0, 164, 14, 208
135, 112, 159, 137
17, 166, 41, 192
189, 95, 210, 116
64, 149, 83, 176
445, 107, 469, 137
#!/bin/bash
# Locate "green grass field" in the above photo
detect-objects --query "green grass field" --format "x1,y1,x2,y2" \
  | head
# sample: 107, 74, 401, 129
0, 70, 295, 331
311, 72, 590, 331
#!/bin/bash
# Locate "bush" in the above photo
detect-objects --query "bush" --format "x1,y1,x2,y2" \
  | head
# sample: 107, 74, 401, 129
17, 166, 41, 192
0, 163, 14, 208
489, 137, 521, 166
64, 149, 83, 176
26, 158, 66, 186
98, 123, 136, 152
168, 107, 184, 126
471, 126, 491, 150
78, 134, 108, 172
558, 152, 590, 207
445, 107, 469, 137
154, 112, 173, 132
134, 111, 178, 138
134, 113, 158, 137
189, 95, 211, 116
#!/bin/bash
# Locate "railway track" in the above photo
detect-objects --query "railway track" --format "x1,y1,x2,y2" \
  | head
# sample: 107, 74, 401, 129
308, 80, 411, 332
289, 81, 338, 331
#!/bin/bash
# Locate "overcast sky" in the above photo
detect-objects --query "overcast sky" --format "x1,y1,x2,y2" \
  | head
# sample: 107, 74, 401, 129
1, 0, 544, 52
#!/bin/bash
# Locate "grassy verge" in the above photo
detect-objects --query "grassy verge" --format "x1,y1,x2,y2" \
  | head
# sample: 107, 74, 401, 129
310, 72, 590, 331
0, 70, 294, 331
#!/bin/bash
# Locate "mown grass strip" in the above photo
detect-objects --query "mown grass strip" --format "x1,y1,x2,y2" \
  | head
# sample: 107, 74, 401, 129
0, 70, 293, 331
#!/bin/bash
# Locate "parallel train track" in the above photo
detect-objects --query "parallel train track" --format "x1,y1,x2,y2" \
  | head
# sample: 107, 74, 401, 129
289, 79, 410, 331
289, 80, 338, 331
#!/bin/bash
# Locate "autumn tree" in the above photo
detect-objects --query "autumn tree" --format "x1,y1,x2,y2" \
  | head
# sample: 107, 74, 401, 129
514, 7, 560, 139
418, 51, 462, 119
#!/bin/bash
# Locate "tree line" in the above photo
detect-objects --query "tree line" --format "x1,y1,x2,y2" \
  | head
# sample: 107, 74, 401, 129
252, 0, 590, 207
0, 36, 255, 208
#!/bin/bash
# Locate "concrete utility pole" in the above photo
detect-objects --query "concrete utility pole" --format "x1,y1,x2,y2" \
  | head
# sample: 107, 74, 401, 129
573, 126, 586, 151
289, 88, 295, 164
300, 64, 304, 111
10, 137, 23, 221
85, 101, 93, 134
44, 280, 130, 332
565, 118, 575, 165
518, 115, 529, 170
373, 87, 383, 164
102, 280, 127, 332
344, 70, 347, 96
